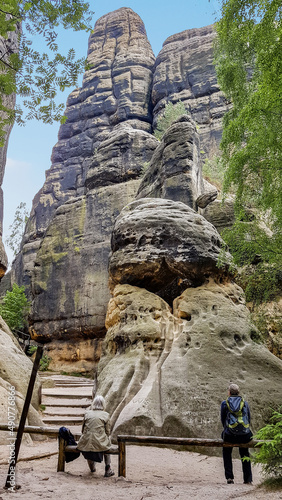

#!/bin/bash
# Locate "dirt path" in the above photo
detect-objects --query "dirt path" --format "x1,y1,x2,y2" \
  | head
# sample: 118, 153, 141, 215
0, 440, 281, 500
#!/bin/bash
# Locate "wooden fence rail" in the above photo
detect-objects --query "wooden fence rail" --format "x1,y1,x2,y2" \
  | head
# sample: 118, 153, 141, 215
116, 435, 265, 478
0, 424, 265, 479
0, 423, 62, 438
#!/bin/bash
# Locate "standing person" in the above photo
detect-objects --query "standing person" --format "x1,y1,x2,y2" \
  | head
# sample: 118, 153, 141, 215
221, 383, 253, 485
77, 395, 115, 477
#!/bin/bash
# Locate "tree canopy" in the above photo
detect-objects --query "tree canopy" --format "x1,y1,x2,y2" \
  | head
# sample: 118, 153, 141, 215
0, 0, 94, 145
214, 0, 282, 301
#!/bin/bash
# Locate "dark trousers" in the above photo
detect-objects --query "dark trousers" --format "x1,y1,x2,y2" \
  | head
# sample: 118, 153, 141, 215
222, 432, 253, 483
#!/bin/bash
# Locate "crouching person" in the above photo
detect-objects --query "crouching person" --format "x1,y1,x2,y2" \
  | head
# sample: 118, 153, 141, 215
77, 395, 115, 477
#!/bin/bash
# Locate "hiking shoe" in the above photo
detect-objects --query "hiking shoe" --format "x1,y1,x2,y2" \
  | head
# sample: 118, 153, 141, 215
227, 479, 234, 484
244, 482, 253, 485
104, 468, 115, 477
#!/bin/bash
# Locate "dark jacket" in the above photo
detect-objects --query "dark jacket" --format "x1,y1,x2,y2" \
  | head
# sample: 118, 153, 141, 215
221, 396, 252, 440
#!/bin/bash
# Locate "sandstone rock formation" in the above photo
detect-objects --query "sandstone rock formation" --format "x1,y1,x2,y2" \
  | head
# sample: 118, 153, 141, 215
12, 7, 157, 294
7, 9, 228, 366
0, 317, 42, 444
98, 273, 282, 439
10, 9, 158, 361
109, 198, 231, 304
137, 115, 203, 209
202, 198, 236, 232
95, 193, 282, 439
152, 25, 229, 158
2, 8, 281, 443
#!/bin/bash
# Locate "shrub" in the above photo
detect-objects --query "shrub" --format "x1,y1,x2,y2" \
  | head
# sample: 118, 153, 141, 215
26, 345, 52, 371
252, 409, 282, 478
154, 101, 187, 141
0, 283, 30, 331
39, 354, 52, 371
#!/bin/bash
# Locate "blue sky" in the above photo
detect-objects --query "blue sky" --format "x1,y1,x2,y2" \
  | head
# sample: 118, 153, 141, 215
4, 0, 221, 265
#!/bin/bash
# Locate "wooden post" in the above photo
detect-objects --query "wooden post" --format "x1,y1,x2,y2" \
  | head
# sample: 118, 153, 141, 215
5, 344, 44, 489
57, 436, 66, 472
118, 439, 126, 478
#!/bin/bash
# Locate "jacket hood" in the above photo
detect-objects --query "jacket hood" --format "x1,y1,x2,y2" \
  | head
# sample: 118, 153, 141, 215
227, 396, 243, 412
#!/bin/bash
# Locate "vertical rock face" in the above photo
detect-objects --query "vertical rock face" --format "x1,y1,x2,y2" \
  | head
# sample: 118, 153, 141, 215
13, 7, 156, 293
152, 25, 229, 158
11, 8, 158, 363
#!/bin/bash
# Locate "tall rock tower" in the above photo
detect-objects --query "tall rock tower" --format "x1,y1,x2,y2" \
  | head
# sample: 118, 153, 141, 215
11, 9, 228, 370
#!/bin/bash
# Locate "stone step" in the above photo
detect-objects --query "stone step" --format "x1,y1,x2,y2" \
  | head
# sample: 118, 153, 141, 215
39, 373, 92, 382
40, 374, 92, 434
43, 416, 83, 425
54, 383, 93, 387
43, 407, 86, 416
42, 387, 93, 398
41, 398, 91, 407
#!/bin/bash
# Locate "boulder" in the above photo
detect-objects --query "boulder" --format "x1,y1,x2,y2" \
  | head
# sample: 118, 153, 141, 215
201, 198, 236, 232
196, 179, 218, 209
109, 198, 232, 303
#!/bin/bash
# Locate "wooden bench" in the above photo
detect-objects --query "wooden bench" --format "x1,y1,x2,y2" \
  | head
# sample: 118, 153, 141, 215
57, 438, 119, 472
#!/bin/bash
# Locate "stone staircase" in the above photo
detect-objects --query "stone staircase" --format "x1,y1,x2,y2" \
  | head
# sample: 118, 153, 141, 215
40, 374, 93, 434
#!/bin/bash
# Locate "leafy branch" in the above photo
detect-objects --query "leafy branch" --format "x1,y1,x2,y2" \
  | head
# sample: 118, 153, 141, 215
0, 0, 94, 144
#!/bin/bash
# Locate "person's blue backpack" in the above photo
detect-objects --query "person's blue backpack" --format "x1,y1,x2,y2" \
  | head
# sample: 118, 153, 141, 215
225, 397, 251, 435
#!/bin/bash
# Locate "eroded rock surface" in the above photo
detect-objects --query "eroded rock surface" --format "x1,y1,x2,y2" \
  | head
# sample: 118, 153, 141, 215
137, 115, 203, 209
202, 198, 236, 232
109, 198, 232, 303
152, 25, 229, 158
0, 318, 42, 444
30, 181, 140, 345
98, 280, 282, 439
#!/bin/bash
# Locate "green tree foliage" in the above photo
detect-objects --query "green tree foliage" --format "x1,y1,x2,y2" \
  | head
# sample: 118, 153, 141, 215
215, 0, 282, 225
5, 201, 29, 256
0, 0, 94, 145
214, 1, 282, 301
0, 283, 30, 331
252, 409, 282, 479
154, 101, 187, 140
202, 155, 225, 190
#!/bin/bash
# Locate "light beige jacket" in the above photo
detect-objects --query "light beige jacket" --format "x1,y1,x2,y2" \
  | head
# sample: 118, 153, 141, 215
77, 409, 111, 452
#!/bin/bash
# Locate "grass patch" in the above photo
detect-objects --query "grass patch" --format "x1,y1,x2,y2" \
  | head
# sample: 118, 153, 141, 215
258, 476, 282, 490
